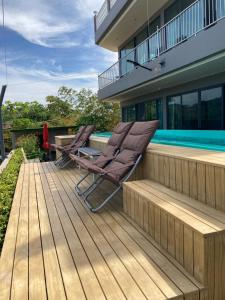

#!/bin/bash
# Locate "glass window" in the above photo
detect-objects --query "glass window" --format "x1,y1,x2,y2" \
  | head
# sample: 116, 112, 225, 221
148, 16, 161, 36
120, 40, 135, 76
122, 105, 136, 122
164, 0, 196, 23
136, 103, 145, 121
136, 28, 148, 64
182, 92, 198, 129
145, 99, 163, 128
201, 87, 223, 129
167, 96, 182, 129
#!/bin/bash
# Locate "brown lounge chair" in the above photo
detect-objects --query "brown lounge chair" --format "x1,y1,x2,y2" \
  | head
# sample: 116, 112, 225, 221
71, 122, 133, 169
73, 120, 159, 212
52, 126, 86, 166
70, 122, 134, 194
56, 125, 95, 168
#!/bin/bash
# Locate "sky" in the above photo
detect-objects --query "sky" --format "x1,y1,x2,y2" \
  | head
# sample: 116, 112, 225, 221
0, 0, 118, 103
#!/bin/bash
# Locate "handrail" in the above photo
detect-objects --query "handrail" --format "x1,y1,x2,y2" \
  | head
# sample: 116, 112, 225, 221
95, 0, 118, 30
98, 0, 225, 90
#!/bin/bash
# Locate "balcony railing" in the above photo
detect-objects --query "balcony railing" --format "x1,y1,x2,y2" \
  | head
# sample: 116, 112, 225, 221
95, 0, 118, 30
98, 0, 225, 90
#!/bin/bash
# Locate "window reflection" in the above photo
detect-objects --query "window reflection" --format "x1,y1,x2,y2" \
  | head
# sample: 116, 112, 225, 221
201, 87, 222, 129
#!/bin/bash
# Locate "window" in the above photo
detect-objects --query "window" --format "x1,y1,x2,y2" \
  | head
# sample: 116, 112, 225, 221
201, 87, 223, 129
120, 40, 135, 76
164, 0, 197, 49
122, 105, 136, 122
182, 92, 198, 129
167, 92, 199, 129
167, 96, 182, 129
167, 86, 224, 130
164, 0, 196, 23
120, 16, 160, 73
145, 99, 163, 128
136, 27, 148, 64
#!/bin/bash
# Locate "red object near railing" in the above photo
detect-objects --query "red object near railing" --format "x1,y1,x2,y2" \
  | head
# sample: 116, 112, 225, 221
42, 123, 49, 150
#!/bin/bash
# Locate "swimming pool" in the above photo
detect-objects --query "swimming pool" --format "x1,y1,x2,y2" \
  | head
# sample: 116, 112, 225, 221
93, 130, 225, 152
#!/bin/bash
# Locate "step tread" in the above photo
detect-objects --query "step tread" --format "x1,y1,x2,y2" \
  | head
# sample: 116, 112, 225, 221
124, 180, 225, 236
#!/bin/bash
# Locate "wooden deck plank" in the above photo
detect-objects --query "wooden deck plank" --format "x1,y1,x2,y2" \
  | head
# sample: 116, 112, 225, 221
33, 163, 67, 300
59, 165, 201, 299
1, 161, 208, 300
28, 163, 46, 300
47, 163, 150, 299
0, 164, 24, 300
50, 167, 148, 300
10, 163, 29, 300
38, 163, 86, 300
42, 163, 126, 300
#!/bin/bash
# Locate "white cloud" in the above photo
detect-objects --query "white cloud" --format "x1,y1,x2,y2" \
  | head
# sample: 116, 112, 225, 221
0, 62, 98, 102
4, 0, 103, 48
0, 0, 118, 102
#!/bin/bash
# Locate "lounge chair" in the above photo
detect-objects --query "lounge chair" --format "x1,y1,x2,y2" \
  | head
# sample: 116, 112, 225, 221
51, 126, 86, 166
56, 125, 95, 168
70, 122, 134, 195
73, 120, 159, 212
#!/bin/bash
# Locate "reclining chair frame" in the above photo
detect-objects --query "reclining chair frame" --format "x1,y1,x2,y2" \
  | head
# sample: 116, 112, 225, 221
76, 154, 142, 212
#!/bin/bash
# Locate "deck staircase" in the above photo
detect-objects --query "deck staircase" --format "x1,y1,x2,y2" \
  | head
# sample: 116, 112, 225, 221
120, 144, 225, 300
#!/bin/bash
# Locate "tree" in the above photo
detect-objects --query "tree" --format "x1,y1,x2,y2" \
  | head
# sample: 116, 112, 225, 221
46, 86, 76, 119
75, 88, 120, 131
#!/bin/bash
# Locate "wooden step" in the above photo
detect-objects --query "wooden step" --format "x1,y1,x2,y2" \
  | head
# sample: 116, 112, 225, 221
123, 180, 225, 299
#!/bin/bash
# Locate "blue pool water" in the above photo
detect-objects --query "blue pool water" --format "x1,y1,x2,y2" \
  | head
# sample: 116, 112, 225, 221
93, 130, 225, 152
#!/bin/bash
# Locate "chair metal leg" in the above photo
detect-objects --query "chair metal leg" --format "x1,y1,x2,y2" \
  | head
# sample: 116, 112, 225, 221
76, 173, 102, 197
75, 172, 90, 195
58, 156, 72, 169
85, 184, 122, 213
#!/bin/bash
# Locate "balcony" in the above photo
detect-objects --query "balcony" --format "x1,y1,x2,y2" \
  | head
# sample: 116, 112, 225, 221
98, 0, 225, 92
94, 0, 118, 31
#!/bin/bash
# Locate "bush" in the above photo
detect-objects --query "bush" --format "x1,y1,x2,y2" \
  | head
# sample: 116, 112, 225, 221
16, 134, 40, 159
0, 149, 24, 252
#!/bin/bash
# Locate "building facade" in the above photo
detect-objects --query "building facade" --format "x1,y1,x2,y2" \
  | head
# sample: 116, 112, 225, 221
94, 0, 225, 130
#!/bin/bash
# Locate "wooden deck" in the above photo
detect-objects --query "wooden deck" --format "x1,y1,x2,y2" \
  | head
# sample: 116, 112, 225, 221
0, 161, 203, 300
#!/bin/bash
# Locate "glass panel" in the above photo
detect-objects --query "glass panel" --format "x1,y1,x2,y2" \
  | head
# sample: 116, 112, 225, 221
182, 92, 198, 129
148, 16, 161, 35
164, 0, 196, 23
122, 105, 136, 122
167, 96, 182, 129
145, 99, 163, 128
217, 0, 225, 19
120, 40, 135, 76
201, 87, 223, 129
136, 28, 148, 64
164, 0, 197, 49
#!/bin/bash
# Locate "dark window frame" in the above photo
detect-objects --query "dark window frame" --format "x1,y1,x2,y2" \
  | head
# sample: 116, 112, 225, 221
167, 84, 225, 130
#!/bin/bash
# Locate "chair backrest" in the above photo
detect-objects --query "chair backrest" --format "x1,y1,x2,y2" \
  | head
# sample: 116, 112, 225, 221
94, 122, 133, 168
105, 120, 159, 182
71, 125, 95, 152
70, 126, 86, 147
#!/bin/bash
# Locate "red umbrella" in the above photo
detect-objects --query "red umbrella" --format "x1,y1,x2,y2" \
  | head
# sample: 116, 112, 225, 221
42, 123, 50, 150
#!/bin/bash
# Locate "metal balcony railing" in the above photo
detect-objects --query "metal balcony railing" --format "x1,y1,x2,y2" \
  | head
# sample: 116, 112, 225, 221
98, 0, 225, 90
95, 0, 118, 30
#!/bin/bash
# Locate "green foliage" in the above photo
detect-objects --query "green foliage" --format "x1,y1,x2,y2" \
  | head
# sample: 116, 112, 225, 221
75, 89, 120, 131
2, 100, 49, 129
2, 87, 121, 152
0, 149, 24, 252
46, 86, 76, 119
16, 134, 40, 159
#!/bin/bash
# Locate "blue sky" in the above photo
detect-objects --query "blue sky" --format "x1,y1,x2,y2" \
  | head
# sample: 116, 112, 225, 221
0, 0, 118, 103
